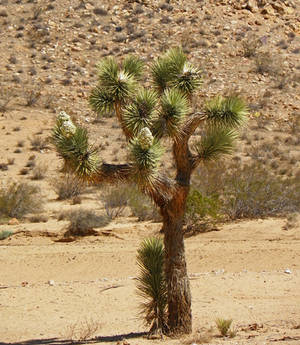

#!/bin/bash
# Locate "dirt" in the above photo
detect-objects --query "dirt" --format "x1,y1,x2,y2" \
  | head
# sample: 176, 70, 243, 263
0, 218, 300, 345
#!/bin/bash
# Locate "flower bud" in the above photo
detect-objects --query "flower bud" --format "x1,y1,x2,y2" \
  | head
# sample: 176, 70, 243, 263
138, 127, 153, 150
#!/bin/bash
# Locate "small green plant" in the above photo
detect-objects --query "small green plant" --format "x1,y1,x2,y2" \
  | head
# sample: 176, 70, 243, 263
136, 237, 167, 335
0, 182, 43, 219
0, 230, 13, 240
65, 209, 110, 237
185, 189, 220, 232
215, 318, 233, 337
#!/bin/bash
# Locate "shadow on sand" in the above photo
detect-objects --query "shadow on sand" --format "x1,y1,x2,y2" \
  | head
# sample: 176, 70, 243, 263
0, 331, 147, 345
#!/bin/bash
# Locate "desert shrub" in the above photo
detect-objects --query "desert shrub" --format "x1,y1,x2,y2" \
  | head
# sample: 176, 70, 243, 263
215, 318, 233, 337
65, 209, 110, 236
129, 188, 161, 222
254, 51, 282, 76
0, 86, 15, 112
99, 184, 131, 220
222, 163, 300, 219
52, 173, 84, 200
0, 230, 13, 240
242, 35, 260, 58
29, 135, 49, 151
184, 189, 221, 233
193, 162, 300, 220
28, 214, 48, 223
0, 182, 43, 219
31, 163, 48, 180
136, 237, 167, 334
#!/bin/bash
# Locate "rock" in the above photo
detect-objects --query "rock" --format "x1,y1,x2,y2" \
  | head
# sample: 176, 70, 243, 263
284, 269, 292, 274
261, 4, 276, 16
247, 0, 259, 13
48, 280, 55, 286
8, 218, 19, 225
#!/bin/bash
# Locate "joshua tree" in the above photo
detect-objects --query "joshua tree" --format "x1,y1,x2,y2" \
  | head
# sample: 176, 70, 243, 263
52, 48, 248, 335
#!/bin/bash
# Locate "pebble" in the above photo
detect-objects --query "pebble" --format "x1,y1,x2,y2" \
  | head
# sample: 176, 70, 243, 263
48, 280, 55, 286
284, 269, 291, 274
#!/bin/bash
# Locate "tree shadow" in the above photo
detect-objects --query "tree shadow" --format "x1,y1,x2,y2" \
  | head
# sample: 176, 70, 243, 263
0, 332, 147, 345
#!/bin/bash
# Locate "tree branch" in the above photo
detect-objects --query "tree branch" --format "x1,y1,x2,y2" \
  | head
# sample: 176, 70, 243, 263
182, 111, 206, 139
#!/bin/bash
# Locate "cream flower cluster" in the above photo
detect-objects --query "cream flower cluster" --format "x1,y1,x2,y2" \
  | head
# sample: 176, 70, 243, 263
138, 127, 153, 150
58, 111, 76, 136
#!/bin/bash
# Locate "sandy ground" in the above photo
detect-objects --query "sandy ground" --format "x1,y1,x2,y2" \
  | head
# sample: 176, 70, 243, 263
1, 218, 300, 345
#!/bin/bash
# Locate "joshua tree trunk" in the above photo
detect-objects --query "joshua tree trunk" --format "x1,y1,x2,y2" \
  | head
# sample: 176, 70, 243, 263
161, 185, 192, 334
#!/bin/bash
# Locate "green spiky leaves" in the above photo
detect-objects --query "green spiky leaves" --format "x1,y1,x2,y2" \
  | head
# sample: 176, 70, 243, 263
52, 113, 101, 181
136, 237, 167, 331
205, 95, 248, 128
89, 56, 143, 115
154, 88, 189, 139
194, 126, 238, 162
129, 128, 163, 190
123, 88, 158, 137
151, 47, 202, 96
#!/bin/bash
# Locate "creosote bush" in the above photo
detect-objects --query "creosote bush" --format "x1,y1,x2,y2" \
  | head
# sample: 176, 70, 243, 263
0, 182, 43, 219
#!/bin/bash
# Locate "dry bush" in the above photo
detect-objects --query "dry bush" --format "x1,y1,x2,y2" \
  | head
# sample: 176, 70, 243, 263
128, 187, 161, 222
29, 135, 49, 151
99, 184, 131, 220
183, 328, 214, 344
0, 182, 43, 219
52, 173, 84, 200
28, 214, 48, 223
23, 85, 42, 106
31, 163, 48, 180
193, 161, 300, 220
242, 34, 261, 58
0, 86, 15, 112
63, 318, 101, 342
254, 51, 282, 76
64, 208, 110, 236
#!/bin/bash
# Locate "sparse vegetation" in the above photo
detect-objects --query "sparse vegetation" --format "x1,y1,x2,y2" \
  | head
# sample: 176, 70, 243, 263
63, 318, 101, 342
52, 173, 84, 200
64, 208, 110, 237
0, 182, 43, 219
0, 230, 13, 240
215, 318, 233, 337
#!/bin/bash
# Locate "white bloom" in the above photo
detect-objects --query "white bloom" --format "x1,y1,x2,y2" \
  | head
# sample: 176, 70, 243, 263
58, 111, 71, 122
138, 127, 153, 150
62, 120, 76, 136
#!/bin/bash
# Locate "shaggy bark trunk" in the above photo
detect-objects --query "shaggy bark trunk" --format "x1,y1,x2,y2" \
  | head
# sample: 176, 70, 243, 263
161, 186, 192, 334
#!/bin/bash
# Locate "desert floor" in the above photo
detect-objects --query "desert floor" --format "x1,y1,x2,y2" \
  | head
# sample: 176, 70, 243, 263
1, 217, 300, 345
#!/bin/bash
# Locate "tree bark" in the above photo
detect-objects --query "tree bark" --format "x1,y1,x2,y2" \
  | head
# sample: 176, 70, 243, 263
161, 186, 192, 334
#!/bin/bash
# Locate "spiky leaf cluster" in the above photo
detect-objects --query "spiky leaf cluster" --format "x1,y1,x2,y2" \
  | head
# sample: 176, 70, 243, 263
154, 88, 189, 139
205, 95, 248, 128
151, 47, 202, 96
89, 56, 143, 115
123, 89, 158, 137
194, 126, 238, 162
129, 131, 163, 190
52, 116, 101, 180
136, 237, 167, 331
